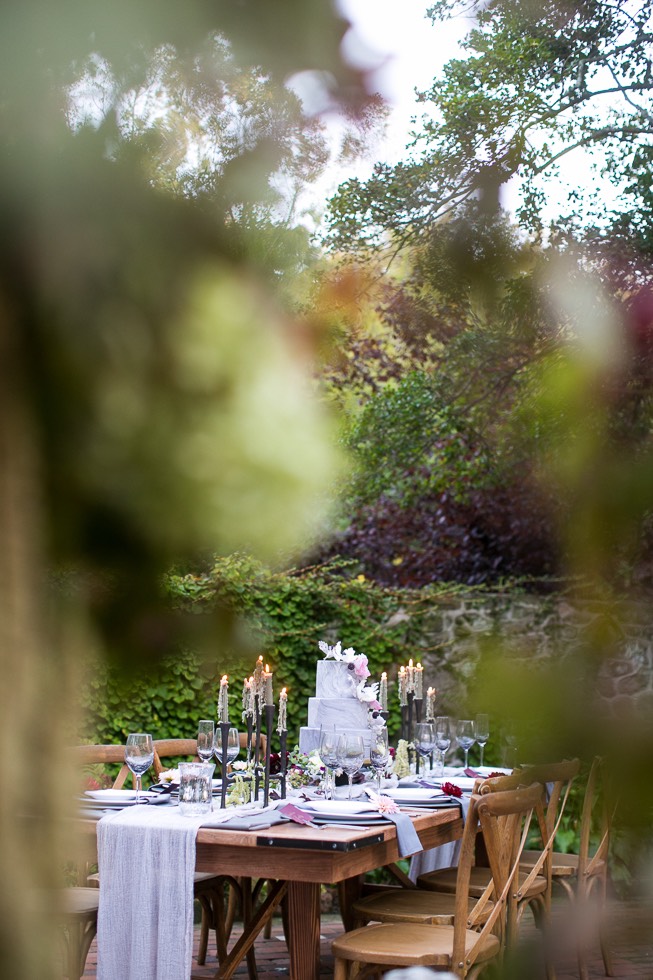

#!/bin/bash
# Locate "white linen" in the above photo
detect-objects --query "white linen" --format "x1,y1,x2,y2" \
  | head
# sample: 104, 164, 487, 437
97, 802, 267, 980
408, 794, 472, 882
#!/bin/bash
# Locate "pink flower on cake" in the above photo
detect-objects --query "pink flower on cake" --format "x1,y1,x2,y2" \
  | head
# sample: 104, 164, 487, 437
353, 654, 370, 679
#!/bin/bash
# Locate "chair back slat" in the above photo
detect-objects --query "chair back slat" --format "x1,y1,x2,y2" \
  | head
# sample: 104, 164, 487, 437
69, 744, 132, 788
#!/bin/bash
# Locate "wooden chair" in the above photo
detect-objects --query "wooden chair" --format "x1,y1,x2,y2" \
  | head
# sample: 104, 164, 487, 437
520, 757, 614, 980
58, 887, 100, 980
331, 783, 542, 979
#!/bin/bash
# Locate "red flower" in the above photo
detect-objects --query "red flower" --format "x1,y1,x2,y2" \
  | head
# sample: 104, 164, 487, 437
83, 776, 101, 791
487, 771, 506, 779
440, 781, 463, 798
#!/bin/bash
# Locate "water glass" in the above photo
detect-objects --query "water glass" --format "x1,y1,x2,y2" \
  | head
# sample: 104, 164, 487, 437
178, 761, 215, 815
319, 729, 340, 800
336, 734, 365, 800
125, 733, 154, 802
369, 728, 390, 793
197, 720, 215, 762
434, 716, 451, 776
455, 719, 476, 769
475, 713, 490, 766
214, 726, 240, 774
414, 722, 435, 775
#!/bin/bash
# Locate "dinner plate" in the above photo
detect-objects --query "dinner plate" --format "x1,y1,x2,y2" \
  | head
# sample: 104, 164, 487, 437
85, 789, 160, 803
384, 788, 444, 802
301, 800, 378, 815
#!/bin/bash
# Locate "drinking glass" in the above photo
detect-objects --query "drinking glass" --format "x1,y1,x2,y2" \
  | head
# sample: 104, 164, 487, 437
455, 719, 476, 770
504, 723, 518, 769
125, 733, 154, 802
197, 720, 215, 763
319, 729, 340, 800
414, 722, 435, 775
475, 713, 490, 767
434, 716, 451, 776
214, 726, 240, 775
369, 728, 390, 793
337, 734, 365, 800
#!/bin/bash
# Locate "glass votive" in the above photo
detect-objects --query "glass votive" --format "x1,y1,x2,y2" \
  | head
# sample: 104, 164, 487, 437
178, 761, 215, 816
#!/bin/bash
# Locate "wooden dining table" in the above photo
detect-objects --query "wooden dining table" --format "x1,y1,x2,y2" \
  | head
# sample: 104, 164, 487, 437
78, 804, 463, 980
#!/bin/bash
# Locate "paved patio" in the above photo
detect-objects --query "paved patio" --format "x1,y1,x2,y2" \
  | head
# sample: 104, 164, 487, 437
78, 891, 653, 979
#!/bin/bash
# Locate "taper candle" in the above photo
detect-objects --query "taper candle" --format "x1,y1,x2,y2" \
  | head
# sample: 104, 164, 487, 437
253, 655, 264, 698
277, 687, 287, 733
398, 666, 408, 706
218, 674, 229, 723
407, 658, 415, 694
379, 672, 388, 711
264, 664, 273, 705
426, 686, 436, 722
414, 662, 424, 699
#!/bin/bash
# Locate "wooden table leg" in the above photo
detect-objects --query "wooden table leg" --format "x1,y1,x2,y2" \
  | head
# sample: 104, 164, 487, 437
285, 881, 321, 980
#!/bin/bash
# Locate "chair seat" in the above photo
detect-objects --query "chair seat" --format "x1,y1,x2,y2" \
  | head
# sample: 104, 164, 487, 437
353, 888, 492, 926
417, 865, 547, 900
332, 921, 500, 969
60, 887, 101, 920
520, 848, 605, 879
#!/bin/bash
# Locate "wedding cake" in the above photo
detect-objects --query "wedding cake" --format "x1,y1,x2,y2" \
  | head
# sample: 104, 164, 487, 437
299, 641, 382, 755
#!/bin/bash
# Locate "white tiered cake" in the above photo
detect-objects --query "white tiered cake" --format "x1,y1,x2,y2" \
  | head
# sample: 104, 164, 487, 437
299, 660, 372, 755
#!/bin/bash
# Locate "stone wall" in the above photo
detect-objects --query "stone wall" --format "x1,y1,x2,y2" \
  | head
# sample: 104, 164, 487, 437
389, 592, 653, 718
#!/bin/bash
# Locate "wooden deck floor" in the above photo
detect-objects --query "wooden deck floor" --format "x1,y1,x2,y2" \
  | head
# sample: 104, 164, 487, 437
79, 892, 653, 978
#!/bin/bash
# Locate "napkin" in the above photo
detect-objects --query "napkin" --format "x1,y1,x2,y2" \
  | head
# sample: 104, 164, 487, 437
385, 811, 422, 858
210, 810, 290, 832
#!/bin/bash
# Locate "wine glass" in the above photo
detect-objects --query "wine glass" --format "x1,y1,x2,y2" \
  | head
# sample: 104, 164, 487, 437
369, 728, 390, 793
319, 729, 340, 800
197, 720, 215, 763
337, 734, 365, 800
475, 713, 490, 767
214, 726, 240, 775
125, 733, 154, 803
434, 716, 451, 776
455, 719, 476, 770
504, 723, 518, 769
414, 722, 435, 776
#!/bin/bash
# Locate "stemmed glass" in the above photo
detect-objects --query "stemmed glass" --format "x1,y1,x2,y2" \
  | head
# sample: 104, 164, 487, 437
369, 728, 390, 793
319, 729, 340, 801
455, 719, 476, 770
434, 716, 451, 776
214, 726, 240, 775
197, 720, 215, 763
125, 733, 154, 803
414, 722, 435, 776
475, 713, 490, 767
336, 734, 365, 800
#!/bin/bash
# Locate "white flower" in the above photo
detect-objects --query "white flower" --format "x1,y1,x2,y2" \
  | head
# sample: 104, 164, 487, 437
231, 761, 249, 771
158, 768, 180, 784
342, 647, 357, 663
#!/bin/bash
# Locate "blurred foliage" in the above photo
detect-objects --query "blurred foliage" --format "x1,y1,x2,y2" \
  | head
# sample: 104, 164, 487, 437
0, 2, 372, 976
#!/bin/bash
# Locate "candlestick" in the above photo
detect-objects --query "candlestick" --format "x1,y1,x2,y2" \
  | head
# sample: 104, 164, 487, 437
276, 687, 287, 734
379, 672, 388, 711
426, 686, 436, 722
218, 675, 229, 724
398, 666, 408, 707
414, 662, 423, 699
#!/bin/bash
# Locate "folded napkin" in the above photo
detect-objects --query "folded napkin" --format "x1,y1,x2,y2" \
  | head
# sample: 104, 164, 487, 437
408, 793, 472, 881
385, 811, 423, 858
212, 811, 290, 832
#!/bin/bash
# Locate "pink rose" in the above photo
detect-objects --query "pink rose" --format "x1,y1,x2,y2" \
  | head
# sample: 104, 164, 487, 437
353, 654, 370, 679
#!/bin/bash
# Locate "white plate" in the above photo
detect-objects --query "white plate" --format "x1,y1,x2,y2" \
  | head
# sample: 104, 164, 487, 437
301, 800, 378, 815
385, 788, 444, 802
85, 789, 159, 803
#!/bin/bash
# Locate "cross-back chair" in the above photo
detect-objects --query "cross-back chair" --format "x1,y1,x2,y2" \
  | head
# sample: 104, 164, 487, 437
331, 782, 542, 979
520, 756, 614, 980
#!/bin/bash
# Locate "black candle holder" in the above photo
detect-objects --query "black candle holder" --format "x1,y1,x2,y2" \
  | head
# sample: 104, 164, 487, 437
253, 696, 262, 800
263, 703, 275, 807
